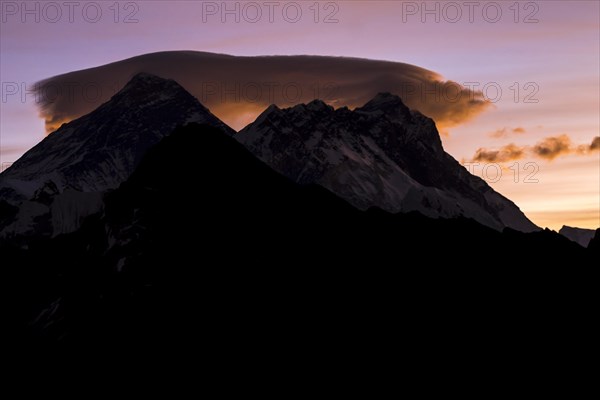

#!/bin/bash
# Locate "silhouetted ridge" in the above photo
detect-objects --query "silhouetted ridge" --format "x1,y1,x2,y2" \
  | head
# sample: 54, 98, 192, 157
4, 122, 593, 354
0, 73, 234, 239
238, 94, 539, 232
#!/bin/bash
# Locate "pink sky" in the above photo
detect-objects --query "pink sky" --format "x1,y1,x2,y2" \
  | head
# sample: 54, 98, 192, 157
1, 0, 599, 229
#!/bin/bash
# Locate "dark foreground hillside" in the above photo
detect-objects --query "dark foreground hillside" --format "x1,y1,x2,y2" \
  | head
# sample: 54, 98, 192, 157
3, 124, 595, 358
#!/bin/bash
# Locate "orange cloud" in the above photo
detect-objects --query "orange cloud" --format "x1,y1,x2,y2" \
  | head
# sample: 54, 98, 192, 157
489, 126, 526, 138
532, 135, 572, 160
576, 136, 600, 154
34, 51, 491, 133
473, 143, 525, 162
472, 135, 599, 163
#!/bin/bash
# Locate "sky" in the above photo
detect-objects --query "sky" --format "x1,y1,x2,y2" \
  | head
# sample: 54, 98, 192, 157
1, 0, 599, 230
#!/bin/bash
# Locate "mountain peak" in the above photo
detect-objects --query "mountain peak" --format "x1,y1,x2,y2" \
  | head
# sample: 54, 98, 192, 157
359, 92, 409, 111
0, 71, 234, 212
288, 99, 334, 114
100, 73, 234, 138
356, 92, 413, 123
306, 99, 333, 112
373, 91, 403, 101
114, 72, 194, 103
129, 71, 168, 82
128, 72, 191, 87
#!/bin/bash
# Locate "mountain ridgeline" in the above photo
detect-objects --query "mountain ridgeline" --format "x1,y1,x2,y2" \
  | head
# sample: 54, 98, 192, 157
1, 73, 596, 350
4, 123, 594, 350
0, 73, 233, 238
237, 93, 538, 232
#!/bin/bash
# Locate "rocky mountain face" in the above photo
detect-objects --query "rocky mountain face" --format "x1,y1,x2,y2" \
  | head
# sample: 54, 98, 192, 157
1, 77, 539, 239
4, 123, 592, 351
0, 73, 233, 238
237, 93, 539, 232
588, 229, 600, 250
559, 225, 596, 248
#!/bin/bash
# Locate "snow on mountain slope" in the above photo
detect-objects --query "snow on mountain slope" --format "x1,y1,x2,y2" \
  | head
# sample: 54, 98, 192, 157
237, 93, 539, 232
0, 73, 234, 238
1, 73, 233, 199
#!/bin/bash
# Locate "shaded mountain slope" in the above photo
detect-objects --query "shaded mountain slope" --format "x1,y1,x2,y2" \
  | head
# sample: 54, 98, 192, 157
4, 123, 592, 352
237, 93, 538, 232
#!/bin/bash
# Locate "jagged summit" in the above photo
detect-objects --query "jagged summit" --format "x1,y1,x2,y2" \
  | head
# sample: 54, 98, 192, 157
356, 92, 413, 123
124, 72, 175, 86
360, 92, 408, 108
260, 92, 414, 128
128, 71, 169, 82
106, 73, 209, 113
286, 99, 334, 115
237, 94, 538, 232
118, 72, 192, 95
306, 99, 334, 112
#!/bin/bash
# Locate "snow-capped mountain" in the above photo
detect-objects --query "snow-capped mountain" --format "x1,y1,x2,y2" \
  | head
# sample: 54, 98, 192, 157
1, 77, 537, 238
0, 73, 233, 237
1, 73, 232, 199
237, 93, 539, 232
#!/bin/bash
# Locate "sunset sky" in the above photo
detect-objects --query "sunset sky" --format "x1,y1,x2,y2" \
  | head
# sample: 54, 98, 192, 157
1, 0, 599, 230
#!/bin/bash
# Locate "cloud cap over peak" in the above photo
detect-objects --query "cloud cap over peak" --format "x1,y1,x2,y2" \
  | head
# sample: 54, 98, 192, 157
34, 51, 491, 132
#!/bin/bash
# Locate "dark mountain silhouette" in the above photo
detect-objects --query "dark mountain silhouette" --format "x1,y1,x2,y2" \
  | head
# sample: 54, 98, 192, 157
588, 229, 600, 251
3, 123, 593, 354
559, 225, 596, 247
